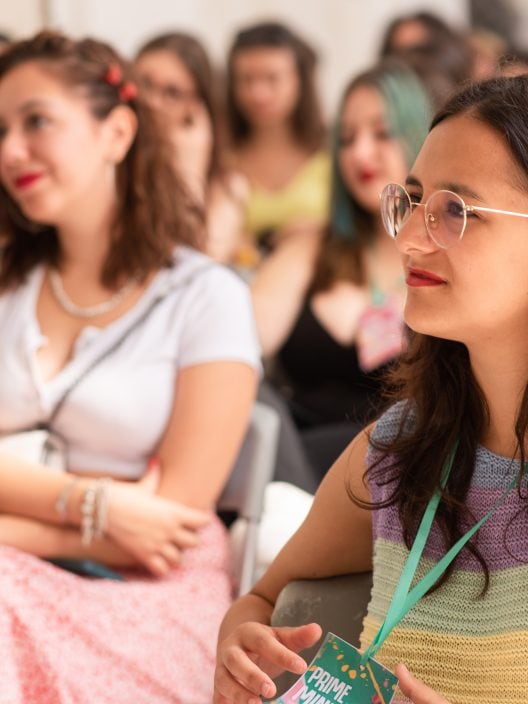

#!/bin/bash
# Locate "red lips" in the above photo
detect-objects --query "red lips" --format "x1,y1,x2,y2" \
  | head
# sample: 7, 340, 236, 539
406, 267, 447, 287
14, 172, 42, 190
358, 170, 377, 183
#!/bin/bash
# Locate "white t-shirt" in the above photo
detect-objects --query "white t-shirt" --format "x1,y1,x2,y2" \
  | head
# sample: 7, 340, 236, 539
0, 247, 261, 479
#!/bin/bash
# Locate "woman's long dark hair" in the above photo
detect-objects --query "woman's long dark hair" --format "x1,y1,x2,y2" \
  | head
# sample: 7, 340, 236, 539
226, 21, 324, 151
358, 76, 528, 591
0, 31, 200, 291
135, 32, 224, 184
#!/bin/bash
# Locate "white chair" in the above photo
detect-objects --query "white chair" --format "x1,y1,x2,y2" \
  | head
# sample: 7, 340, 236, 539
218, 401, 280, 596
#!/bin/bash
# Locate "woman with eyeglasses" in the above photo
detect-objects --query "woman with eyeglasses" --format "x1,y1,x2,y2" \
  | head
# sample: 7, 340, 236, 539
214, 74, 528, 704
252, 60, 431, 488
135, 32, 249, 264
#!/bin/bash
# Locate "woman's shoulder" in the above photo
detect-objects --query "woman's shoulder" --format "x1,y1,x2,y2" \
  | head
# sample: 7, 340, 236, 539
165, 246, 253, 311
370, 400, 416, 446
165, 247, 261, 369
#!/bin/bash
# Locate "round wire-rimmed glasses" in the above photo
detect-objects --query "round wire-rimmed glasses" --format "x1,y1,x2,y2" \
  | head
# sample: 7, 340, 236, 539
380, 182, 528, 249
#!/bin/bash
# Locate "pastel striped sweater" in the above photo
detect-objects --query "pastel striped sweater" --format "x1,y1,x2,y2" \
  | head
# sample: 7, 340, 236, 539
360, 403, 528, 703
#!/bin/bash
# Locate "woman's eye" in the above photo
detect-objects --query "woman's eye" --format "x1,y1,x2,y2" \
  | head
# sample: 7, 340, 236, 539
408, 192, 422, 204
445, 199, 465, 218
164, 85, 185, 102
25, 114, 49, 130
338, 133, 354, 148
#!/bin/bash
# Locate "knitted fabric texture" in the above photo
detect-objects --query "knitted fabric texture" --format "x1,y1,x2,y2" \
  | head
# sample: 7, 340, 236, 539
360, 402, 528, 704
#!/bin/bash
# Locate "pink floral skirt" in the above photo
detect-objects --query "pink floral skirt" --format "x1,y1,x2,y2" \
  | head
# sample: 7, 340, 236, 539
0, 517, 231, 704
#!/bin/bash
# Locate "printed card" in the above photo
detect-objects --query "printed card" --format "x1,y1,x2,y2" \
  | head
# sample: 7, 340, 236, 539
356, 297, 404, 372
271, 632, 398, 704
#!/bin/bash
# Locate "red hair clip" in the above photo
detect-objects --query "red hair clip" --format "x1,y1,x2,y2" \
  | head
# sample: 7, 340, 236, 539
103, 64, 122, 86
119, 81, 138, 102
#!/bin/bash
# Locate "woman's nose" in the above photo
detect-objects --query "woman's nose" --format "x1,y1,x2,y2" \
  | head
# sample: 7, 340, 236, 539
0, 128, 29, 169
393, 205, 441, 255
347, 133, 376, 164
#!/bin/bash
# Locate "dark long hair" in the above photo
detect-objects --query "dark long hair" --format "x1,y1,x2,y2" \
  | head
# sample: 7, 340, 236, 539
360, 76, 528, 591
135, 31, 223, 183
0, 30, 200, 291
312, 60, 432, 292
379, 11, 472, 87
226, 21, 324, 151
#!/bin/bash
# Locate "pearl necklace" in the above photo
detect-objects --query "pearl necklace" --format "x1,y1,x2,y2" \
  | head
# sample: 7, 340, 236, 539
49, 270, 135, 318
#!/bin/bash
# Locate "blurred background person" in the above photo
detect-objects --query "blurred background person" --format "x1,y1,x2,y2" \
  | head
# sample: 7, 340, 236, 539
499, 49, 528, 76
380, 10, 472, 90
0, 30, 11, 53
226, 21, 329, 266
135, 32, 248, 264
252, 59, 432, 485
466, 27, 508, 79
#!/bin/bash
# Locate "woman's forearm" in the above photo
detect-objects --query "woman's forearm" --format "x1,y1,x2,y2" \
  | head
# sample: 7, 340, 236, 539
0, 454, 91, 525
0, 514, 136, 567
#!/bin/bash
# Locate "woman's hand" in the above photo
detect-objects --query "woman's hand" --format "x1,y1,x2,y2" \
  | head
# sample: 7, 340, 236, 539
396, 664, 451, 703
105, 471, 210, 576
170, 102, 213, 200
214, 621, 322, 703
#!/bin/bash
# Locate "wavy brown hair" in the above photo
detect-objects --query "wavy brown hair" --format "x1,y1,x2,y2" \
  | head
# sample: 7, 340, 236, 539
226, 21, 324, 151
135, 31, 224, 185
358, 76, 528, 591
0, 30, 201, 291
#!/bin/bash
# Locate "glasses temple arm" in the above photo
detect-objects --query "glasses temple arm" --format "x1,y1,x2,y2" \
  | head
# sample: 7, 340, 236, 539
468, 205, 528, 219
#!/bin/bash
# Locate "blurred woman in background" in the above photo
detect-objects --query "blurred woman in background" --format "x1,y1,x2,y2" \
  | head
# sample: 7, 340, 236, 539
135, 32, 248, 263
252, 59, 432, 485
226, 21, 328, 263
380, 10, 472, 91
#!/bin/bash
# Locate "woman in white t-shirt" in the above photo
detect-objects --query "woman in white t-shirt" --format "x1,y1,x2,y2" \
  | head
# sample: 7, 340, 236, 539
0, 31, 259, 704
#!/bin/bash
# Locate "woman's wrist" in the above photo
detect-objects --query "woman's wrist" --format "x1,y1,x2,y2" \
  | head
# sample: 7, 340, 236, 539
61, 476, 90, 527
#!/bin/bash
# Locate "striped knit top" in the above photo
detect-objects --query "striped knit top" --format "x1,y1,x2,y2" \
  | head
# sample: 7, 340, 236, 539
359, 402, 528, 704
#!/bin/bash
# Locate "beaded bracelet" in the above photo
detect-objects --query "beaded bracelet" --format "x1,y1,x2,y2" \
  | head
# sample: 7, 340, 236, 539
80, 483, 97, 546
80, 478, 112, 546
94, 478, 111, 539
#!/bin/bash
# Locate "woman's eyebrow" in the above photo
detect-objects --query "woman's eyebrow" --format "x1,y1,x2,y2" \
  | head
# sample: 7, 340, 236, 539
405, 175, 422, 188
405, 175, 485, 203
437, 181, 485, 202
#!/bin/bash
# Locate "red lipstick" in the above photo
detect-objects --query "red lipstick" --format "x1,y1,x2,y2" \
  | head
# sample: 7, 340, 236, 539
406, 267, 447, 287
14, 172, 42, 190
359, 170, 377, 183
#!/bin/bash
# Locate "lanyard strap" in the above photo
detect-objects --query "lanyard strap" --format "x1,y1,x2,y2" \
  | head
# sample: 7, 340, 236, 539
362, 445, 520, 663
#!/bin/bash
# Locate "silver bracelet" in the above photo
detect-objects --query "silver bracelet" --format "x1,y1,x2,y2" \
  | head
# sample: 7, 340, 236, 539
54, 478, 80, 523
80, 483, 97, 546
94, 478, 112, 539
80, 479, 112, 545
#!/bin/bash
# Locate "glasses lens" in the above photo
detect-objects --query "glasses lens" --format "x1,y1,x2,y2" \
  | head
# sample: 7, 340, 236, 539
380, 183, 411, 239
425, 190, 466, 248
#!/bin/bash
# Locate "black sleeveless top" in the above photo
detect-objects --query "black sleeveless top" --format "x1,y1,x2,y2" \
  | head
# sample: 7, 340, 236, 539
275, 300, 390, 428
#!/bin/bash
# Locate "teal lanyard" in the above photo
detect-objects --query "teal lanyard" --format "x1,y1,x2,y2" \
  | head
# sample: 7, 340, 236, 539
361, 445, 521, 664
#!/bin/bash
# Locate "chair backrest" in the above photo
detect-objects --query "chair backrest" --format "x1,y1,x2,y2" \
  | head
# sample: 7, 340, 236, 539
270, 572, 373, 694
218, 401, 280, 595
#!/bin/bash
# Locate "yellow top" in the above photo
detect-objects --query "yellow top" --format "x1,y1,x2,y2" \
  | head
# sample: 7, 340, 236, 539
244, 150, 331, 241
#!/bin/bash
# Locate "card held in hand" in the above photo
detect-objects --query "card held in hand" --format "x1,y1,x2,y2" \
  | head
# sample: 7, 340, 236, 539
271, 633, 398, 704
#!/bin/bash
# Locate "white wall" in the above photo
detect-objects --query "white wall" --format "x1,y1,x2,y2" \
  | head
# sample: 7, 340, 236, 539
1, 0, 469, 115
0, 0, 45, 37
